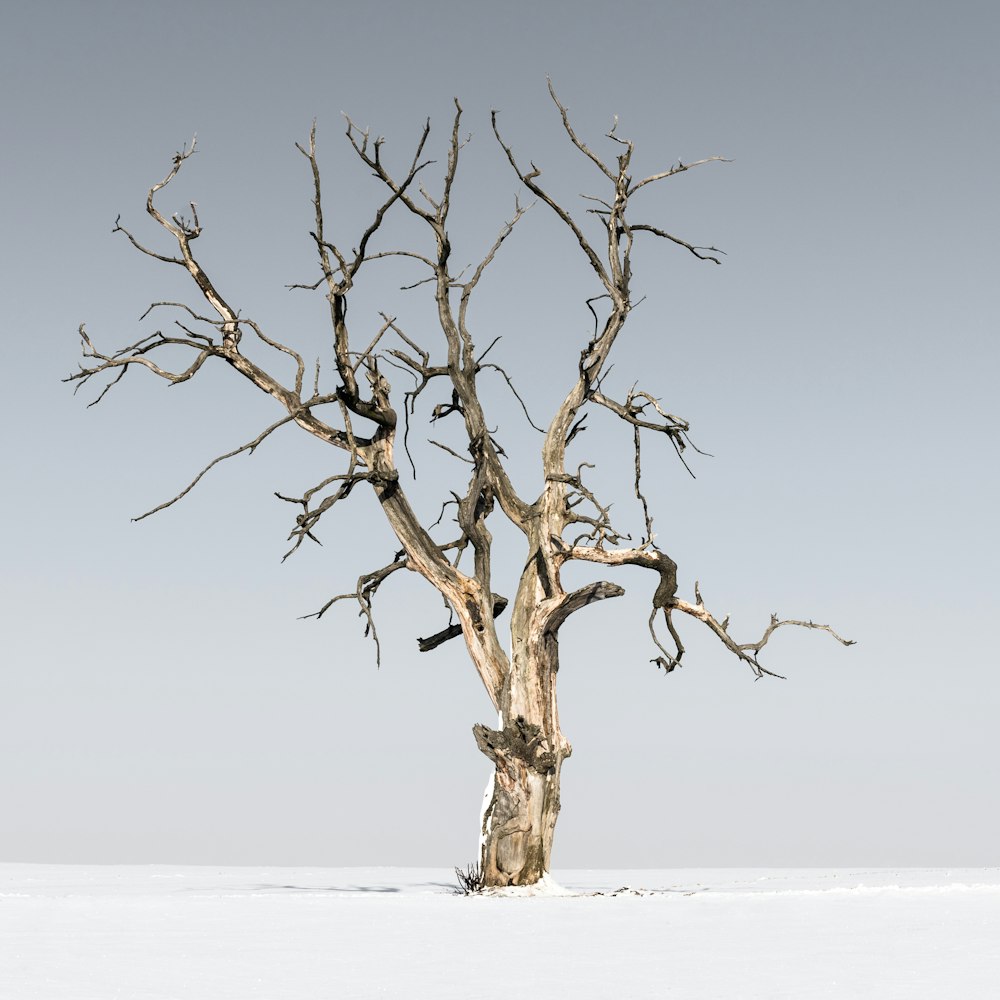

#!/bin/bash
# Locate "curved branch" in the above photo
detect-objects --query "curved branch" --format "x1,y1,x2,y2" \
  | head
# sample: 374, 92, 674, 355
590, 388, 700, 477
628, 156, 731, 196
303, 555, 410, 667
343, 114, 436, 224
649, 606, 684, 673
628, 224, 726, 265
547, 581, 625, 633
492, 110, 610, 290
549, 467, 631, 549
558, 538, 851, 679
113, 216, 183, 265
479, 362, 545, 433
66, 324, 217, 400
546, 79, 616, 182
668, 596, 855, 679
275, 469, 371, 560
457, 199, 531, 354
556, 540, 677, 605
135, 414, 298, 522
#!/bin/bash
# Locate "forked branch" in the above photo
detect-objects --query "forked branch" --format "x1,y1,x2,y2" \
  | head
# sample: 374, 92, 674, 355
665, 593, 855, 679
557, 538, 851, 678
303, 555, 410, 666
492, 110, 610, 291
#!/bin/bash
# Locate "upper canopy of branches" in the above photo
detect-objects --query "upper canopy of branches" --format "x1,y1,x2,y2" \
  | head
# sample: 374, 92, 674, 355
67, 83, 852, 695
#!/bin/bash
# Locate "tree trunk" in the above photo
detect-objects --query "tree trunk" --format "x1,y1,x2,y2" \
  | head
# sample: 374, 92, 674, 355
473, 572, 570, 887
474, 712, 570, 886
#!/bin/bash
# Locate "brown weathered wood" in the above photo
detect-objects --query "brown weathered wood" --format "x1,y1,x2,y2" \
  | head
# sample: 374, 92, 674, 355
67, 88, 853, 889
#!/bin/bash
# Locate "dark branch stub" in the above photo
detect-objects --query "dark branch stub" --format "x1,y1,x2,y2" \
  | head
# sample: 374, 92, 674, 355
418, 594, 509, 652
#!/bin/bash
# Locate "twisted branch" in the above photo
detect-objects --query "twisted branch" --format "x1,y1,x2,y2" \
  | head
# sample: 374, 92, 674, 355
666, 592, 855, 679
303, 556, 410, 667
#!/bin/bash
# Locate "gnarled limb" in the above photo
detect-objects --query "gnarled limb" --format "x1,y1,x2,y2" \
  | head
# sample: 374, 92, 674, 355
547, 581, 625, 633
555, 535, 851, 678
68, 323, 217, 397
555, 539, 678, 608
548, 466, 632, 549
590, 388, 700, 461
667, 593, 856, 679
275, 468, 371, 560
303, 555, 410, 667
70, 145, 358, 456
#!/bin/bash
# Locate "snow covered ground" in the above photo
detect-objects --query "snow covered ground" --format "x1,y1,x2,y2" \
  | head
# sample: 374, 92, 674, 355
2, 865, 997, 998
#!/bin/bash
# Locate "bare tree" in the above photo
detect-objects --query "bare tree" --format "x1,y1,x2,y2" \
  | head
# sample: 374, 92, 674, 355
67, 84, 852, 888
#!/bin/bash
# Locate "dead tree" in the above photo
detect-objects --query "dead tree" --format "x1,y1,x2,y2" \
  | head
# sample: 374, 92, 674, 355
67, 84, 852, 888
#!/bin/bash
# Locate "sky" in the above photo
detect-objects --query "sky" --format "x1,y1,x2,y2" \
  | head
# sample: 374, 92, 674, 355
1, 0, 997, 869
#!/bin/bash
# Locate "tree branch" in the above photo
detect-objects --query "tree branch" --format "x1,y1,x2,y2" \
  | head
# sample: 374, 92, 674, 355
628, 155, 731, 195
545, 79, 616, 182
134, 414, 299, 522
66, 324, 217, 400
492, 110, 610, 290
547, 581, 625, 632
303, 556, 410, 667
275, 467, 371, 560
417, 594, 509, 652
628, 224, 726, 264
668, 594, 855, 680
590, 387, 701, 477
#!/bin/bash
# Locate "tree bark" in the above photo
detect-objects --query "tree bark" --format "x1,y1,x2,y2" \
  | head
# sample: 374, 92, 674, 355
475, 711, 568, 887
472, 533, 573, 886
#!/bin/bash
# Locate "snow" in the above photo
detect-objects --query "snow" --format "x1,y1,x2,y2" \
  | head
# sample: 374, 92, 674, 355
477, 772, 494, 855
2, 865, 998, 998
479, 871, 574, 897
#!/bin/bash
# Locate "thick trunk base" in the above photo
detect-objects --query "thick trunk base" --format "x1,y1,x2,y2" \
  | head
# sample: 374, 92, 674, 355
474, 716, 569, 887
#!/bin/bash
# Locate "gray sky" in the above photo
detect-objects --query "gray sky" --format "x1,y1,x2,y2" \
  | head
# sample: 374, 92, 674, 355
1, 0, 997, 868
